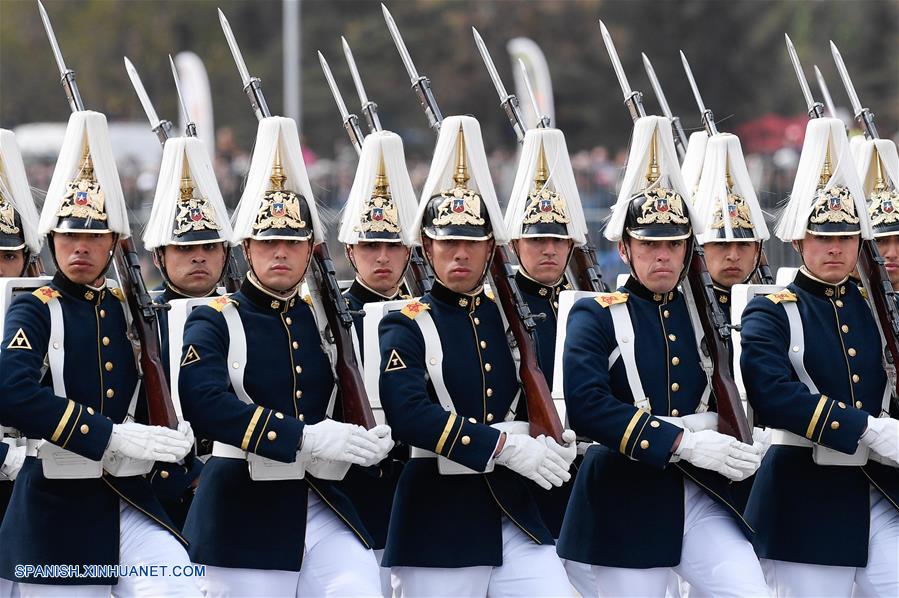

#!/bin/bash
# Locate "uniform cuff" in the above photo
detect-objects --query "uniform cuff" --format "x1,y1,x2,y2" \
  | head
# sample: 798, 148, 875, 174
813, 398, 868, 454
620, 410, 682, 469
246, 407, 304, 462
56, 402, 114, 461
437, 414, 501, 472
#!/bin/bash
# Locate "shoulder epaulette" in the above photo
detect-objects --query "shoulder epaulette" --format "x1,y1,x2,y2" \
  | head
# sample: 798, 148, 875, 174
485, 290, 495, 301
208, 296, 235, 312
859, 287, 869, 300
766, 290, 798, 304
401, 300, 430, 320
109, 287, 125, 302
32, 286, 61, 304
303, 294, 313, 305
594, 292, 629, 308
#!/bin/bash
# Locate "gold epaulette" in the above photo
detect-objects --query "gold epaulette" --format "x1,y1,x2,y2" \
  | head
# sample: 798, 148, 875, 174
401, 300, 430, 320
109, 287, 125, 302
32, 287, 61, 304
208, 296, 234, 312
303, 294, 313, 305
485, 290, 495, 301
594, 292, 629, 308
859, 287, 869, 300
766, 289, 798, 304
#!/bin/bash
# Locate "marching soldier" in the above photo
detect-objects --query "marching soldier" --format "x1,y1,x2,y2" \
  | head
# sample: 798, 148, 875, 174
856, 138, 899, 290
740, 116, 899, 596
557, 116, 769, 597
336, 130, 417, 596
178, 115, 390, 597
141, 135, 234, 528
0, 110, 197, 597
501, 126, 597, 596
378, 115, 576, 597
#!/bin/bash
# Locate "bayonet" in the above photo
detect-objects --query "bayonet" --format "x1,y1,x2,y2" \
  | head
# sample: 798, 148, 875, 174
124, 56, 172, 145
218, 8, 271, 121
37, 0, 84, 112
318, 51, 365, 155
642, 52, 688, 158
342, 37, 382, 134
784, 34, 824, 119
598, 20, 645, 122
830, 41, 879, 140
472, 27, 527, 143
381, 3, 443, 132
518, 59, 551, 129
813, 65, 838, 118
169, 55, 197, 138
680, 51, 719, 136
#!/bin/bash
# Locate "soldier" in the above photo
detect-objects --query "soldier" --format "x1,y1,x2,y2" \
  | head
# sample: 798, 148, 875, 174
502, 126, 596, 596
856, 138, 899, 290
0, 110, 197, 597
557, 116, 769, 597
336, 130, 417, 597
141, 135, 234, 528
378, 115, 576, 597
740, 116, 899, 596
178, 115, 390, 597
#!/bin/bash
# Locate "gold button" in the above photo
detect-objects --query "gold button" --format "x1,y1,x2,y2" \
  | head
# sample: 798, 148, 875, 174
106, 389, 114, 398
668, 334, 676, 342
852, 374, 860, 383
830, 421, 840, 430
475, 297, 481, 306
553, 301, 559, 308
671, 409, 680, 416
461, 435, 471, 445
856, 400, 863, 408
841, 324, 849, 333
285, 317, 292, 325
104, 362, 113, 371
539, 288, 548, 297
299, 414, 305, 421
663, 310, 670, 318
296, 390, 303, 399
838, 402, 846, 409
469, 417, 477, 424
292, 341, 299, 349
275, 412, 284, 419
87, 407, 94, 415
486, 388, 493, 397
474, 317, 480, 325
480, 340, 487, 349
267, 431, 277, 441
671, 357, 680, 366
484, 363, 492, 372
640, 440, 650, 449
836, 300, 844, 307
650, 420, 660, 428
271, 301, 280, 309
671, 383, 680, 392
84, 291, 94, 300
80, 424, 89, 434
159, 470, 170, 479
486, 413, 494, 422
102, 337, 110, 346
295, 365, 302, 374
848, 348, 857, 357
99, 309, 106, 318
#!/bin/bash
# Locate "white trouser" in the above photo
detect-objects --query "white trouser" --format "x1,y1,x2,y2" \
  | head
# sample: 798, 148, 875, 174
561, 558, 597, 597
592, 480, 770, 597
0, 577, 11, 598
16, 500, 201, 598
373, 548, 391, 598
761, 487, 899, 597
199, 491, 382, 598
391, 517, 574, 597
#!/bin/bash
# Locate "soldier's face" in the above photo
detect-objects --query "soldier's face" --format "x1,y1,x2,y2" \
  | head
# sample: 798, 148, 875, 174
158, 243, 227, 297
0, 249, 26, 277
514, 237, 573, 285
703, 241, 759, 289
875, 235, 899, 290
619, 238, 686, 293
245, 238, 311, 292
348, 242, 410, 295
52, 232, 115, 286
424, 238, 493, 294
793, 234, 860, 284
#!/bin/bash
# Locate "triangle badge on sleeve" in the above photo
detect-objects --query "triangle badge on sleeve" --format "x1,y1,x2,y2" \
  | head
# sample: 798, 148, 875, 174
181, 345, 201, 366
6, 328, 31, 350
384, 349, 406, 372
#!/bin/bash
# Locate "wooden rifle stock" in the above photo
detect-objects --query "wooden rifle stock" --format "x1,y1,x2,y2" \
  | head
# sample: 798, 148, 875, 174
25, 256, 46, 277
570, 235, 609, 292
114, 238, 178, 429
311, 242, 376, 429
686, 247, 752, 443
857, 240, 899, 399
490, 246, 563, 443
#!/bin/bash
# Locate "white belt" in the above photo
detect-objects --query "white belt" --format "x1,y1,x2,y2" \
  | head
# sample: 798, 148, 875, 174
25, 438, 40, 457
771, 429, 812, 447
410, 447, 437, 458
212, 441, 248, 459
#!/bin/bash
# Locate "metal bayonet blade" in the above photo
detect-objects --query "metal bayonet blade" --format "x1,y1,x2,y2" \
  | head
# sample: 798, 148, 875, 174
519, 58, 544, 126
169, 54, 195, 134
342, 36, 370, 106
124, 56, 162, 129
218, 8, 252, 87
680, 51, 707, 115
37, 0, 68, 79
829, 41, 863, 117
598, 20, 632, 100
784, 34, 817, 112
472, 27, 509, 101
318, 51, 351, 121
814, 65, 838, 118
381, 4, 420, 82
642, 53, 674, 120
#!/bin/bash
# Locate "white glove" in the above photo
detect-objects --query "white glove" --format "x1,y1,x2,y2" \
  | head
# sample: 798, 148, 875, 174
106, 422, 193, 463
860, 416, 899, 465
673, 429, 762, 481
0, 444, 26, 481
545, 429, 578, 469
494, 433, 571, 490
680, 412, 719, 432
299, 419, 380, 466
359, 424, 395, 467
178, 420, 195, 450
752, 427, 772, 462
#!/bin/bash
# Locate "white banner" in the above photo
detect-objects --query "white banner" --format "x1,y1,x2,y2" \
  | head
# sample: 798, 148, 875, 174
507, 37, 555, 128
174, 52, 215, 161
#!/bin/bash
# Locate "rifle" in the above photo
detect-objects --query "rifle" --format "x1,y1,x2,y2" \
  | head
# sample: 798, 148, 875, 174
642, 53, 689, 161
680, 51, 775, 285
219, 9, 375, 429
38, 1, 178, 430
383, 8, 562, 441
599, 21, 752, 443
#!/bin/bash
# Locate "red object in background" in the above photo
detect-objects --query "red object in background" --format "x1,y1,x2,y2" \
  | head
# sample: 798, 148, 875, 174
735, 113, 809, 154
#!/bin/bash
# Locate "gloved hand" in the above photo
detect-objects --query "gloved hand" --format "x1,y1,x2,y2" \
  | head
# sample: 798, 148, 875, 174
106, 422, 193, 463
545, 429, 578, 468
752, 427, 772, 462
680, 412, 719, 432
0, 445, 26, 480
673, 429, 761, 481
494, 433, 571, 490
860, 416, 899, 465
359, 424, 395, 467
299, 419, 379, 465
178, 420, 195, 450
